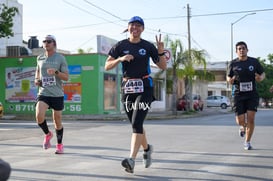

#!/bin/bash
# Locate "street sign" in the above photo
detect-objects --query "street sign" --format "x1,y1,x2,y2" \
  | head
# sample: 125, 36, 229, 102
164, 49, 172, 68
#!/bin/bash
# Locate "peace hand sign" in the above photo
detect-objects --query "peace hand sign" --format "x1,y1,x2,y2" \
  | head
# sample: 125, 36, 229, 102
155, 34, 164, 52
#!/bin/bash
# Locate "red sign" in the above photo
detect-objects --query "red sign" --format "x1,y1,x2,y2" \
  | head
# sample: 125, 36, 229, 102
164, 49, 171, 62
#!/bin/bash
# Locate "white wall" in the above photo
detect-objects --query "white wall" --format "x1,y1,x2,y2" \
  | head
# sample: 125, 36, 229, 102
149, 66, 166, 112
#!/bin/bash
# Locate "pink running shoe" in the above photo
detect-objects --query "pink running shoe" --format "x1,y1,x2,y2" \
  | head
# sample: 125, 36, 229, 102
55, 144, 64, 154
43, 131, 53, 149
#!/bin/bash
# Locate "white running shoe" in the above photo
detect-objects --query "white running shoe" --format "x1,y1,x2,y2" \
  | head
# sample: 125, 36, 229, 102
244, 142, 252, 150
121, 158, 135, 173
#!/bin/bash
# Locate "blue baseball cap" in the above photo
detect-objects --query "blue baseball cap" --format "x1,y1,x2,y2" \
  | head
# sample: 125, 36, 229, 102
128, 16, 144, 26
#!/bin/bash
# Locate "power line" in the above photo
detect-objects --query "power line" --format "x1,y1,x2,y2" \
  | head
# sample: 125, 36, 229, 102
145, 8, 273, 21
62, 0, 126, 28
192, 8, 273, 18
50, 3, 273, 40
62, 0, 110, 23
83, 0, 125, 21
20, 1, 273, 58
62, 0, 174, 37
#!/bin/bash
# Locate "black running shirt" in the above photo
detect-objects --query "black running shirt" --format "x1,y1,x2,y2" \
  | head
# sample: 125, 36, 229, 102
108, 39, 160, 80
227, 57, 264, 96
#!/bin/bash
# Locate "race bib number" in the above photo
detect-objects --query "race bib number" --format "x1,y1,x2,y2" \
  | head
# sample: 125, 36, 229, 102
42, 76, 56, 87
240, 82, 253, 92
123, 79, 144, 94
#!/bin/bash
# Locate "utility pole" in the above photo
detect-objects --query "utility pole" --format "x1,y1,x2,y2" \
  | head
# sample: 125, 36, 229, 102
186, 3, 193, 110
187, 4, 191, 54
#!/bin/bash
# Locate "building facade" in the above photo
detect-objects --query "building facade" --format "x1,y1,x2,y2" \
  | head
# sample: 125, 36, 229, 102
0, 53, 166, 115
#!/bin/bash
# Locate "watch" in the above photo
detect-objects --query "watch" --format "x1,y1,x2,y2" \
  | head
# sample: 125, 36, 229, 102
55, 70, 59, 75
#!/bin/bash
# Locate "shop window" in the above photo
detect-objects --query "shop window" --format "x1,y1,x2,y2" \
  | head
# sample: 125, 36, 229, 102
104, 74, 117, 110
154, 79, 163, 101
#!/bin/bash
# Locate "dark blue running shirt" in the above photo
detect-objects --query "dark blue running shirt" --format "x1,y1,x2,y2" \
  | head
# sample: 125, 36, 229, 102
108, 39, 160, 82
227, 57, 264, 96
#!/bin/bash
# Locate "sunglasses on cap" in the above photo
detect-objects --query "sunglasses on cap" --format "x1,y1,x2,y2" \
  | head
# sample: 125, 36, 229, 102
42, 40, 54, 44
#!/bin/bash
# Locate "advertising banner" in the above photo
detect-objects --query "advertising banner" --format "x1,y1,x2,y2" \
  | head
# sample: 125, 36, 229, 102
5, 67, 37, 102
5, 65, 83, 113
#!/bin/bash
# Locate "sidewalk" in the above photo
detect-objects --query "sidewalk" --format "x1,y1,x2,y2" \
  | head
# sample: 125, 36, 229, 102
1, 108, 233, 121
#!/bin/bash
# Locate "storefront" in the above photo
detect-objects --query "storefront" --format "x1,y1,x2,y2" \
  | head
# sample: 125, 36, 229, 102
0, 53, 166, 115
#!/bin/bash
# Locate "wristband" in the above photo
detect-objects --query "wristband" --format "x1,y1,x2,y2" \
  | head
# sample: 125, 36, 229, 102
158, 52, 165, 56
55, 70, 59, 75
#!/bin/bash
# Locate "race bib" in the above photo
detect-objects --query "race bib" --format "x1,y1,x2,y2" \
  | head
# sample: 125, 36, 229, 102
42, 76, 56, 87
123, 79, 144, 94
240, 82, 253, 92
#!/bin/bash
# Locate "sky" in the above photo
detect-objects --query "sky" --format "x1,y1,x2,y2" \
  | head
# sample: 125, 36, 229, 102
17, 0, 273, 62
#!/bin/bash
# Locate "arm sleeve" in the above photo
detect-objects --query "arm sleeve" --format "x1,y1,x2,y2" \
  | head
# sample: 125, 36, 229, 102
108, 41, 121, 59
60, 55, 69, 73
150, 44, 160, 64
227, 61, 234, 78
256, 60, 264, 74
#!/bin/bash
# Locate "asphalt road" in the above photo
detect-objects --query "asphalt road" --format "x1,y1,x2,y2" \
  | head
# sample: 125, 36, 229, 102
0, 108, 273, 181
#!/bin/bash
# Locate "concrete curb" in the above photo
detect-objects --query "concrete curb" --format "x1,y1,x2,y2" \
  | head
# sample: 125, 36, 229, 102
0, 109, 233, 121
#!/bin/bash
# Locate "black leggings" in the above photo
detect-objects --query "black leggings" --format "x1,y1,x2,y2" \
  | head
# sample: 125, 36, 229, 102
122, 88, 153, 134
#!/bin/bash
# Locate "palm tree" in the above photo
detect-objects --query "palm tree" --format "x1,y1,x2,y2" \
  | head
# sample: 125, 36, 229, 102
164, 36, 213, 114
182, 48, 208, 111
167, 39, 184, 115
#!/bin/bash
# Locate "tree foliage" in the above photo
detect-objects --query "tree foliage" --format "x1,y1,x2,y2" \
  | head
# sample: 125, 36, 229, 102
164, 35, 212, 113
165, 38, 185, 114
77, 48, 93, 54
0, 3, 18, 38
256, 55, 273, 103
180, 48, 208, 111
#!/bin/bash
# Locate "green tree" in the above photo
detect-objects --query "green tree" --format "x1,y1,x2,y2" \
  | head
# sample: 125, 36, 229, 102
256, 55, 273, 105
0, 4, 18, 38
181, 48, 209, 111
77, 47, 93, 54
77, 48, 84, 54
164, 36, 213, 114
166, 38, 184, 115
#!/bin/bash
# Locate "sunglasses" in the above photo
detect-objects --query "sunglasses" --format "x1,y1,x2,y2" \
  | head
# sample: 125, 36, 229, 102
43, 40, 53, 44
237, 47, 246, 51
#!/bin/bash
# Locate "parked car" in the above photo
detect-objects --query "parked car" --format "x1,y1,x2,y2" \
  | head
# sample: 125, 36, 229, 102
177, 94, 204, 111
206, 95, 231, 109
260, 101, 272, 108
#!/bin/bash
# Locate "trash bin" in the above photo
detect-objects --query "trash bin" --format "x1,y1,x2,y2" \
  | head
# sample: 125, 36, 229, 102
0, 102, 3, 118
